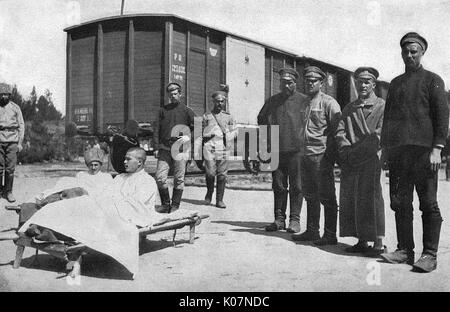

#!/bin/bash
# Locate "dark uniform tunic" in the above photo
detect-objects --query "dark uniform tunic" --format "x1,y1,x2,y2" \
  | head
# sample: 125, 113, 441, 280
336, 93, 385, 241
381, 65, 449, 256
154, 102, 196, 191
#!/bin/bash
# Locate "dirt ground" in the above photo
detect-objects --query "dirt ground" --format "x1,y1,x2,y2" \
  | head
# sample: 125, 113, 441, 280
1, 159, 449, 292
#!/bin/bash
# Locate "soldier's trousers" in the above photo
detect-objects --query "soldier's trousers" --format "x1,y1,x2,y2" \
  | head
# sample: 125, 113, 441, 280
272, 151, 303, 223
0, 142, 18, 193
155, 149, 187, 191
388, 145, 443, 256
300, 153, 338, 237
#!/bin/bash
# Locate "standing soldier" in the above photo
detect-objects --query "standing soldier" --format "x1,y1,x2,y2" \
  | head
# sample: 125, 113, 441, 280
0, 83, 25, 203
335, 67, 386, 256
154, 82, 196, 213
380, 32, 449, 272
257, 68, 308, 233
196, 90, 238, 208
291, 66, 341, 245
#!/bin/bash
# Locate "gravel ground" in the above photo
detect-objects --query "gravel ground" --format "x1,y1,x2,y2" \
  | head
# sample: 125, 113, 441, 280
0, 161, 449, 292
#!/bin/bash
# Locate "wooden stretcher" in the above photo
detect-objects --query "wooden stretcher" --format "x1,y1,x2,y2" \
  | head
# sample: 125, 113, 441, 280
6, 205, 209, 279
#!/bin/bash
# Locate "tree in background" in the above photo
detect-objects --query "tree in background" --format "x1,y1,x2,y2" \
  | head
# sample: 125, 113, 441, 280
7, 85, 75, 163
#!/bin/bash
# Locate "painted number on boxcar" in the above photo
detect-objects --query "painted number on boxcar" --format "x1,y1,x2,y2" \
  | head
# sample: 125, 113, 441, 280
172, 53, 186, 82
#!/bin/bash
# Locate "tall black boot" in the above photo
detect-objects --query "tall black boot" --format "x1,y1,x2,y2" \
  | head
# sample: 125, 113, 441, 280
306, 198, 321, 236
292, 198, 320, 241
158, 188, 171, 213
170, 189, 183, 212
4, 172, 16, 203
394, 211, 404, 250
205, 175, 215, 205
413, 213, 442, 273
323, 202, 338, 239
265, 191, 287, 231
215, 175, 227, 208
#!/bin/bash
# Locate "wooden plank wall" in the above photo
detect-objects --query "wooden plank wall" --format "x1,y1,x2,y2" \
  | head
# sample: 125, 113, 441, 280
265, 51, 296, 97
172, 29, 187, 106
188, 32, 207, 116
134, 30, 163, 122
102, 30, 127, 125
70, 35, 96, 127
206, 36, 223, 112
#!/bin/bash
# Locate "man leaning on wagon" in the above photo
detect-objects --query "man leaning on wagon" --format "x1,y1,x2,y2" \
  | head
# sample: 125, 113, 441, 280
0, 82, 25, 203
380, 32, 449, 273
257, 68, 308, 233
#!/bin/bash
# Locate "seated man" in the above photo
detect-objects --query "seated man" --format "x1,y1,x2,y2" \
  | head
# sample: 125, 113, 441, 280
15, 147, 198, 276
18, 147, 113, 227
0, 147, 112, 240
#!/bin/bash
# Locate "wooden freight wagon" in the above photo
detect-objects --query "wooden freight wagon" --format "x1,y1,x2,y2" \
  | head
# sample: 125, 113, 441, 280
64, 14, 388, 160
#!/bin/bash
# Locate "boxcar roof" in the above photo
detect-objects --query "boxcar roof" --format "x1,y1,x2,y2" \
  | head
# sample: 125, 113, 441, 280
64, 13, 389, 82
64, 13, 298, 56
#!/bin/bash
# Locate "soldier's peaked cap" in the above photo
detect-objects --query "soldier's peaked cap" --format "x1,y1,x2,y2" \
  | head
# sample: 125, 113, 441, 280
211, 90, 227, 99
166, 82, 182, 92
400, 32, 428, 52
279, 68, 299, 81
354, 67, 379, 80
304, 66, 326, 80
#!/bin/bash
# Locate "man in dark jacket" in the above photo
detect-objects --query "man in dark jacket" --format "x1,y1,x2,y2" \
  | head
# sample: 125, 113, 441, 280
257, 68, 308, 233
380, 32, 449, 272
154, 83, 196, 213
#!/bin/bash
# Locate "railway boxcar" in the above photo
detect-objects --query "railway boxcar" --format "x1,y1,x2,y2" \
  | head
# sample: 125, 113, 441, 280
65, 14, 388, 167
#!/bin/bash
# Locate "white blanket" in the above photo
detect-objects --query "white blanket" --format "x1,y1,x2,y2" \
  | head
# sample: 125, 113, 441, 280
19, 170, 198, 277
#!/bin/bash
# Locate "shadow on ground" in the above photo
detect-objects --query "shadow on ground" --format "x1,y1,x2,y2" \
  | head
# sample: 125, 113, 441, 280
0, 238, 197, 281
181, 198, 209, 206
213, 220, 375, 259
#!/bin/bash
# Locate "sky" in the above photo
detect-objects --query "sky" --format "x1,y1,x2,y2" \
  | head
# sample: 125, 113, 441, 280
1, 0, 450, 115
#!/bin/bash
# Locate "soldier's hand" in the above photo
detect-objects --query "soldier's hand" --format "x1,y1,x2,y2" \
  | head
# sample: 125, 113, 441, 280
18, 144, 23, 153
429, 147, 442, 172
154, 150, 159, 159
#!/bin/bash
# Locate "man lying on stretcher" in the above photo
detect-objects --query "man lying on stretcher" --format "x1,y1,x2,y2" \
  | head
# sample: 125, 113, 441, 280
14, 147, 197, 231
2, 147, 198, 275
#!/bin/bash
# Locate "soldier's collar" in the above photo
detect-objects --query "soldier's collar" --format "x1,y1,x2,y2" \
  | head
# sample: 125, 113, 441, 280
355, 92, 377, 107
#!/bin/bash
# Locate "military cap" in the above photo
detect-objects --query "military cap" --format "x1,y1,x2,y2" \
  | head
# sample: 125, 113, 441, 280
354, 67, 379, 81
211, 90, 227, 99
304, 66, 326, 80
0, 83, 12, 94
166, 82, 182, 92
84, 146, 104, 166
400, 32, 428, 52
279, 68, 299, 81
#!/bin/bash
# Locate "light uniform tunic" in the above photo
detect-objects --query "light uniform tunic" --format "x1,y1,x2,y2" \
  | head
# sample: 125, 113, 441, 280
335, 93, 385, 241
201, 110, 237, 162
0, 101, 24, 143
